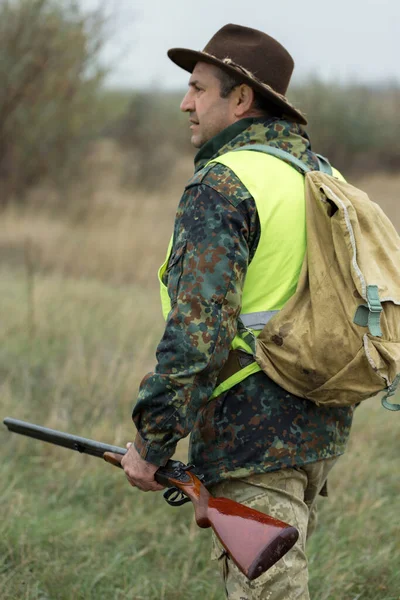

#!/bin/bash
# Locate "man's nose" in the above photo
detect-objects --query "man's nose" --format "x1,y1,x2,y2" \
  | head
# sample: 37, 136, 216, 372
180, 90, 194, 112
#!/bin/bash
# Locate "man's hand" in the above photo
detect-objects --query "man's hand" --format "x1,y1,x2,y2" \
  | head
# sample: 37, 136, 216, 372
104, 443, 165, 492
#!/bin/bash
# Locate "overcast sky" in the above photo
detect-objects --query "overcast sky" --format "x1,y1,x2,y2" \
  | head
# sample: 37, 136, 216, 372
82, 0, 399, 89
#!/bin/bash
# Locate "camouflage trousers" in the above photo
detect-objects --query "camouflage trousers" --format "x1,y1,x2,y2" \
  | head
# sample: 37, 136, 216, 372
209, 458, 338, 600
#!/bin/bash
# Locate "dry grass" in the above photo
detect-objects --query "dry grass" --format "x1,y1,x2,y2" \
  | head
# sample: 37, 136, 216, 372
0, 141, 194, 287
0, 163, 399, 599
0, 148, 397, 292
355, 173, 400, 231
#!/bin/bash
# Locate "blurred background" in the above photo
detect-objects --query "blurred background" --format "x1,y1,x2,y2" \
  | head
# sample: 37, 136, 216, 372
0, 1, 399, 599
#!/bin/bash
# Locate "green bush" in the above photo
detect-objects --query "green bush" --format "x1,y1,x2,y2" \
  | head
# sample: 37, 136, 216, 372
107, 91, 193, 191
0, 0, 107, 205
292, 80, 400, 174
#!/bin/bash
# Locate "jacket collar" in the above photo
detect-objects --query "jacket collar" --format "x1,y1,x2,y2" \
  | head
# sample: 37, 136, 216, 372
194, 117, 319, 173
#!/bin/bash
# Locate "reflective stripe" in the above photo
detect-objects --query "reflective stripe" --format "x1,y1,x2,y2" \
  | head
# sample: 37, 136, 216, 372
210, 361, 262, 400
240, 310, 280, 331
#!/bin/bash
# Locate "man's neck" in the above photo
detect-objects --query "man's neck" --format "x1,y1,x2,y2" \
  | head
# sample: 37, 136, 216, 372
194, 117, 268, 172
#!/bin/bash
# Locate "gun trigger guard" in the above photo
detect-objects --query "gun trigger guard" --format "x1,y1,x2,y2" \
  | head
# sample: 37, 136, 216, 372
163, 487, 191, 507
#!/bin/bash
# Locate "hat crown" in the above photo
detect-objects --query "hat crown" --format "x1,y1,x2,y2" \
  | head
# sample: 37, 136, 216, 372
202, 24, 294, 95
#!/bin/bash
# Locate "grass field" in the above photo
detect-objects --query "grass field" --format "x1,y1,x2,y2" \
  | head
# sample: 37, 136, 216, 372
0, 171, 399, 599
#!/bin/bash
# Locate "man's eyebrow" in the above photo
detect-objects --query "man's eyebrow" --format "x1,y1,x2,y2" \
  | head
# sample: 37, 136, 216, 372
188, 79, 201, 88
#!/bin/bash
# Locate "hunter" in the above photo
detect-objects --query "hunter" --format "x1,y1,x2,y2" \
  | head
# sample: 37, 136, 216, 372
119, 24, 353, 599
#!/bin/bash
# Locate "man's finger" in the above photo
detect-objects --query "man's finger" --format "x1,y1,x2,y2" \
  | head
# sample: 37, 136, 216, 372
134, 480, 165, 492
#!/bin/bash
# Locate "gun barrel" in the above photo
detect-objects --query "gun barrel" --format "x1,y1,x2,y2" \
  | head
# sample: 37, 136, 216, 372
3, 417, 127, 459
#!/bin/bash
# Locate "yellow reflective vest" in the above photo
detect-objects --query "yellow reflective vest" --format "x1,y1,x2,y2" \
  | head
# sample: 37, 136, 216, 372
158, 149, 340, 397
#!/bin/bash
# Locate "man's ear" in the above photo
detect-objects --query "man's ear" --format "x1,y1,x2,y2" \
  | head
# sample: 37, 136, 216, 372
233, 84, 255, 117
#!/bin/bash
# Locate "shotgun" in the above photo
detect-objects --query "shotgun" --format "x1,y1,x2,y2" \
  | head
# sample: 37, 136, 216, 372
3, 417, 299, 581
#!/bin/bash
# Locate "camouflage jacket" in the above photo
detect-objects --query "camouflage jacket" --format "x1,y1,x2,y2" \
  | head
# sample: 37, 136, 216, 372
132, 117, 354, 486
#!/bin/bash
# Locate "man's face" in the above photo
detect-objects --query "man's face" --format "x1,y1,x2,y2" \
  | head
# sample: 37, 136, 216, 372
180, 62, 237, 148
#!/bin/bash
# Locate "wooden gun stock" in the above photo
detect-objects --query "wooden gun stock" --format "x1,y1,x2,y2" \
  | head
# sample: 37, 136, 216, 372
4, 418, 298, 581
152, 461, 299, 581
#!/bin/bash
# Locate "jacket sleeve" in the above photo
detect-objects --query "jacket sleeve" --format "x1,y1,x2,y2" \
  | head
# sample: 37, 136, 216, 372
132, 181, 257, 466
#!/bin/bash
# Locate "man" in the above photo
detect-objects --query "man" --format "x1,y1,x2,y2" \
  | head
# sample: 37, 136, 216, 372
118, 24, 354, 599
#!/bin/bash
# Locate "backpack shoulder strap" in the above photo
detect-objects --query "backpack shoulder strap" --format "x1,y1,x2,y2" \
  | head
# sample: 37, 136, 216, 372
316, 154, 333, 175
233, 144, 334, 176
233, 143, 311, 174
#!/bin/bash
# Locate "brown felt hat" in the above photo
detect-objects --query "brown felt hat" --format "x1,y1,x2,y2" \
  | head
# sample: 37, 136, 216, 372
168, 24, 307, 125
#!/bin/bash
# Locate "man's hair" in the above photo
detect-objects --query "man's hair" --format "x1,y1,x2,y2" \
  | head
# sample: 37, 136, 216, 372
215, 67, 280, 118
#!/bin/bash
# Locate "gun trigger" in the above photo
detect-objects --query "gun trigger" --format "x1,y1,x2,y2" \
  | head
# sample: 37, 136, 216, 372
163, 487, 191, 507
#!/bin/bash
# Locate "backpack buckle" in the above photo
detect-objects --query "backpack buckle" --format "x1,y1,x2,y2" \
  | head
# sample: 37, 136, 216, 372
366, 285, 383, 337
367, 285, 382, 313
353, 285, 383, 337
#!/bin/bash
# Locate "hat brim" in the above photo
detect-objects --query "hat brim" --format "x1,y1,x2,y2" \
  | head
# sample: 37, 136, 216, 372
168, 48, 307, 125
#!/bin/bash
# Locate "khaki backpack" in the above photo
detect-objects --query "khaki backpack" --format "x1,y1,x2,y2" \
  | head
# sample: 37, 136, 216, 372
238, 145, 400, 411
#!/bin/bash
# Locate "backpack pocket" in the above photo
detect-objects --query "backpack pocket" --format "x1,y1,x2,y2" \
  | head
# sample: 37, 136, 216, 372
306, 339, 387, 406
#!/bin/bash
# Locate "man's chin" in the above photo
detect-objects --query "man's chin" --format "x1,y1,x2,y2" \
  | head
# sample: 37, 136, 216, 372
190, 134, 204, 149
